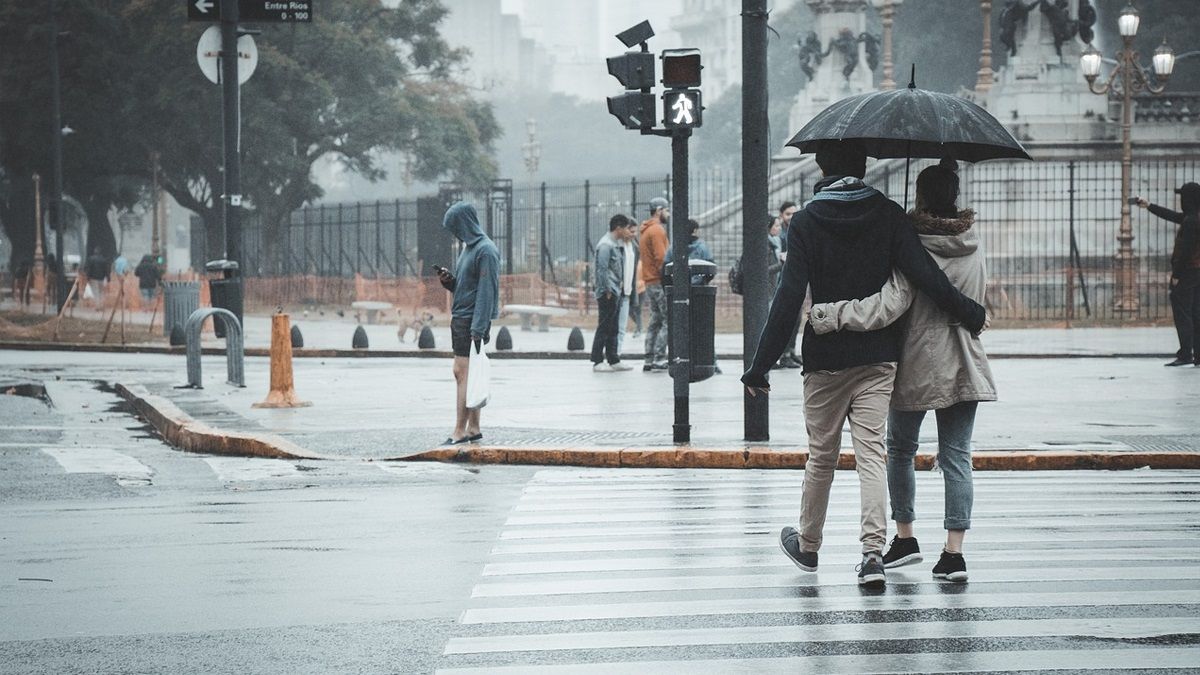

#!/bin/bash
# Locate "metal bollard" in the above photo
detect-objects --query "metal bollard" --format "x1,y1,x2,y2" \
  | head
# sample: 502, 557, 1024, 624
185, 307, 245, 388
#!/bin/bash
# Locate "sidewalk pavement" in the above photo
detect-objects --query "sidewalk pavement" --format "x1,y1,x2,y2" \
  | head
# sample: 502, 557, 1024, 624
2, 347, 1196, 470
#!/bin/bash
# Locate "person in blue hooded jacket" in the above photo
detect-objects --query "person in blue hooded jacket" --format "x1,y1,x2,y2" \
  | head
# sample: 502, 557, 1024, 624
435, 202, 501, 445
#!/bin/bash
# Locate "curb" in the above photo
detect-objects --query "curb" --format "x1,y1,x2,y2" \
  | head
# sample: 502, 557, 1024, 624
114, 382, 326, 460
0, 340, 1173, 360
111, 381, 1199, 471
407, 445, 1200, 471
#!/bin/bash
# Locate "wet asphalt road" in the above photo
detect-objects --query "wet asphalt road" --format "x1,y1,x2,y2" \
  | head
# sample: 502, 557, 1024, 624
2, 378, 1199, 673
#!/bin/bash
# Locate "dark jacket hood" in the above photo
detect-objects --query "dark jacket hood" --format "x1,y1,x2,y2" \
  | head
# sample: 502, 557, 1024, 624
443, 202, 485, 246
1177, 183, 1200, 216
804, 175, 889, 240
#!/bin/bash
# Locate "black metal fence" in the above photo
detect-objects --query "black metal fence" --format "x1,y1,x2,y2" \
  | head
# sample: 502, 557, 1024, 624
202, 157, 1195, 323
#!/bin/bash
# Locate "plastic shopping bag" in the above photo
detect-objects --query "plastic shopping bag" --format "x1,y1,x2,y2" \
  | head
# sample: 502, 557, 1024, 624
465, 339, 490, 409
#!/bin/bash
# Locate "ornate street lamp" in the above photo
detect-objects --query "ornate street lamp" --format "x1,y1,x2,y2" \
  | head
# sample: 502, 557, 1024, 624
520, 118, 541, 273
1080, 1, 1174, 315
872, 0, 903, 90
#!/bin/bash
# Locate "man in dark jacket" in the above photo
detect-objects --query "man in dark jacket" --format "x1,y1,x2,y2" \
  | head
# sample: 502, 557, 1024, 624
1138, 182, 1200, 366
742, 141, 987, 588
436, 202, 501, 444
134, 255, 162, 305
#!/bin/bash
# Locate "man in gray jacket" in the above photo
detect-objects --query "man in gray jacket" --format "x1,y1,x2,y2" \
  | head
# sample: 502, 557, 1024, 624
436, 202, 500, 444
591, 214, 635, 372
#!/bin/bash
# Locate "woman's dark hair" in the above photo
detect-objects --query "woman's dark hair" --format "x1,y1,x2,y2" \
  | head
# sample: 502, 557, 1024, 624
778, 201, 796, 214
915, 158, 960, 218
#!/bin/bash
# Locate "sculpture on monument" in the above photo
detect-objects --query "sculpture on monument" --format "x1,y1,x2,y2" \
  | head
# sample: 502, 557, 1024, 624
998, 0, 1035, 57
796, 31, 824, 80
797, 28, 880, 82
1076, 0, 1096, 45
1039, 0, 1078, 57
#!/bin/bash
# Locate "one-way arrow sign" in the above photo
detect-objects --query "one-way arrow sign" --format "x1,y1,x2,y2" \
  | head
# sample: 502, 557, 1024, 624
193, 0, 215, 16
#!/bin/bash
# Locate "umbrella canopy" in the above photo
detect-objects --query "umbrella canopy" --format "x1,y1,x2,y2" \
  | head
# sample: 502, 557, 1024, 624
786, 85, 1032, 163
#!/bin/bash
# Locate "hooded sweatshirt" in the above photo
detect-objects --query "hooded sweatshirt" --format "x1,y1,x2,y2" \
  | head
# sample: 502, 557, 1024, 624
1148, 182, 1200, 275
743, 175, 986, 384
443, 202, 500, 338
639, 216, 669, 285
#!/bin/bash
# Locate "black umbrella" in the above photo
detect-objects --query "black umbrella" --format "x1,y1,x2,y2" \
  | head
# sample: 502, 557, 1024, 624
786, 70, 1031, 206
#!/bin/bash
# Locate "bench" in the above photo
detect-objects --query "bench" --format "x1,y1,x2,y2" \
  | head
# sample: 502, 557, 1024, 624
351, 300, 394, 324
504, 304, 568, 332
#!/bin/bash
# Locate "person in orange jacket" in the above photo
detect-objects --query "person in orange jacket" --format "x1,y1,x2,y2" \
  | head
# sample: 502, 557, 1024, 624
639, 197, 671, 371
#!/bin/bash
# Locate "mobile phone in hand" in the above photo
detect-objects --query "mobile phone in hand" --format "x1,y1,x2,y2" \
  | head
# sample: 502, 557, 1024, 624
1127, 197, 1141, 205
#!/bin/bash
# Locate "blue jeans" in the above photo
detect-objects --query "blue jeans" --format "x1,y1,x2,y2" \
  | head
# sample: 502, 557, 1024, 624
886, 401, 978, 531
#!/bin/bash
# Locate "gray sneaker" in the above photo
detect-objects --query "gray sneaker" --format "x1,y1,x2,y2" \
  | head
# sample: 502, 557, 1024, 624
779, 526, 817, 572
857, 551, 886, 587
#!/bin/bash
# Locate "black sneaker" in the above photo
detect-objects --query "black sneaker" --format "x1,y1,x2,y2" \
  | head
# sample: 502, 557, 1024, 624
1165, 357, 1193, 367
881, 535, 923, 568
932, 550, 968, 582
779, 526, 817, 572
857, 551, 886, 587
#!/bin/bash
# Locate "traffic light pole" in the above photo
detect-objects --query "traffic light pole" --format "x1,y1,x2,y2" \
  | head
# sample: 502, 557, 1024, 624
669, 128, 692, 444
741, 0, 770, 441
220, 0, 240, 265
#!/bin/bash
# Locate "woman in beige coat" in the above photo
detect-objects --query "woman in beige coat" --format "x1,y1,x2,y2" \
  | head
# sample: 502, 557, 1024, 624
808, 159, 995, 582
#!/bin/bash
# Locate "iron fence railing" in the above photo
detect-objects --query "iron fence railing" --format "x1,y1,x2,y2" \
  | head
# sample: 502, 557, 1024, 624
196, 157, 1196, 323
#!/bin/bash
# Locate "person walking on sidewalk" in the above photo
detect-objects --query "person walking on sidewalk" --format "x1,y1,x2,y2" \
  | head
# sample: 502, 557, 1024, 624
616, 217, 640, 354
592, 214, 635, 372
640, 197, 671, 372
134, 255, 162, 306
436, 202, 500, 445
741, 141, 987, 588
774, 201, 803, 369
1137, 182, 1200, 367
807, 158, 996, 583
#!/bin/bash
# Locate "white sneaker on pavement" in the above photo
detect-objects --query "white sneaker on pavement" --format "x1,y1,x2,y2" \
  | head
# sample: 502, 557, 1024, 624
593, 363, 613, 372
610, 361, 633, 371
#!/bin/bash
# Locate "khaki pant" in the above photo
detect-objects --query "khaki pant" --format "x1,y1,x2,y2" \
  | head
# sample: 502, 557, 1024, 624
799, 363, 896, 554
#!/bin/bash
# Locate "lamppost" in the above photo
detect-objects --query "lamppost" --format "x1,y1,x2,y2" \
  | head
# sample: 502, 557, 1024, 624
1080, 1, 1175, 315
521, 118, 541, 273
872, 0, 902, 90
975, 0, 995, 96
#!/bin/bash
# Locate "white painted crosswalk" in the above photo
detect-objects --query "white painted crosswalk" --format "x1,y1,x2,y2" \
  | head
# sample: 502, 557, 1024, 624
438, 469, 1200, 673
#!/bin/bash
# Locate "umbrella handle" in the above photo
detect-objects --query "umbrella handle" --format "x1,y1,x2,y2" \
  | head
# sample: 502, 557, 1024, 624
903, 141, 911, 211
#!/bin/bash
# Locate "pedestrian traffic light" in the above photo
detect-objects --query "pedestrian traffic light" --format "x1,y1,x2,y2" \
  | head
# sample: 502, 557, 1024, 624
607, 93, 656, 130
661, 48, 702, 88
662, 89, 702, 129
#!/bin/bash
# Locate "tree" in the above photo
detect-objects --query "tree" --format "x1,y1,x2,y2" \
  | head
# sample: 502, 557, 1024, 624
0, 0, 499, 273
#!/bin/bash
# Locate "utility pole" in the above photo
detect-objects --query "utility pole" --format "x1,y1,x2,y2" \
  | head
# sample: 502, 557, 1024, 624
741, 0, 770, 442
48, 0, 67, 311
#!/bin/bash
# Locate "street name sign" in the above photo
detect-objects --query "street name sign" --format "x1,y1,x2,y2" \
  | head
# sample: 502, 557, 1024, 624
187, 0, 312, 22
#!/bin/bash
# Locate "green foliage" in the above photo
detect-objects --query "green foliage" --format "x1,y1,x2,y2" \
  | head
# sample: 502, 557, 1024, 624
0, 0, 498, 270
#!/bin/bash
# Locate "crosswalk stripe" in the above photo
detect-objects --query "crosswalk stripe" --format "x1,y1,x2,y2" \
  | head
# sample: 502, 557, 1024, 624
471, 565, 1200, 598
437, 646, 1200, 674
444, 616, 1200, 654
40, 447, 153, 486
461, 589, 1200, 624
490, 530, 1181, 555
480, 548, 1199, 577
201, 457, 299, 482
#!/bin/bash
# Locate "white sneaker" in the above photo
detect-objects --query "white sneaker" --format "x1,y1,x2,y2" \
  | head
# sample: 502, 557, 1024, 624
611, 361, 633, 371
593, 362, 613, 372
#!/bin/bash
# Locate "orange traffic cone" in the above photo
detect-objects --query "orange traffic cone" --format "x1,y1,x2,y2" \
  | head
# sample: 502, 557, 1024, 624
253, 313, 311, 408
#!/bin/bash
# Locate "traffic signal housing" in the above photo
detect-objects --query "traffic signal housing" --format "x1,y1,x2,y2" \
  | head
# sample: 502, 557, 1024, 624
662, 89, 702, 129
608, 93, 656, 130
661, 48, 702, 88
606, 51, 655, 89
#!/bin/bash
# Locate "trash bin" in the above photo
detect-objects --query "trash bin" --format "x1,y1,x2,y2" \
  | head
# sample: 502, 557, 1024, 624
664, 259, 717, 383
162, 280, 200, 338
205, 259, 242, 339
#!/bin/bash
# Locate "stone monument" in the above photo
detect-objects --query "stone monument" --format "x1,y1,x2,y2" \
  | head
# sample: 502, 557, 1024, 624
982, 0, 1108, 145
788, 0, 880, 135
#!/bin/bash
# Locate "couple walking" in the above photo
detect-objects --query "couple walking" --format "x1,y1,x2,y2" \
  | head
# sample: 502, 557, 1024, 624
743, 142, 993, 588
